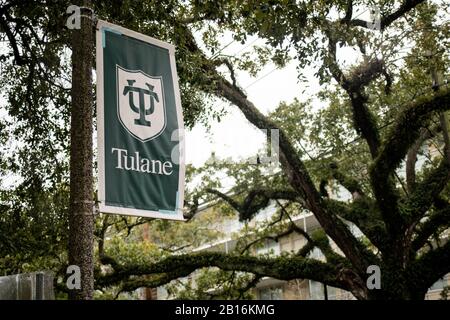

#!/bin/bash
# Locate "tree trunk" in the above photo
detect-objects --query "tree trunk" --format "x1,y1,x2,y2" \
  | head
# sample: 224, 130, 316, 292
68, 0, 94, 300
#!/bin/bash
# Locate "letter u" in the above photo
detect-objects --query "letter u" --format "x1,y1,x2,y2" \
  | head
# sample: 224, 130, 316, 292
124, 155, 135, 170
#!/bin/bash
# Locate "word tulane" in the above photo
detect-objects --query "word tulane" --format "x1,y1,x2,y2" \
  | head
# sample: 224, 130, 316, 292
112, 148, 173, 175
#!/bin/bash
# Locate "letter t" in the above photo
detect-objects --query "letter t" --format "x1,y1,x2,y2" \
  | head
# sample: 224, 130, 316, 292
112, 148, 127, 169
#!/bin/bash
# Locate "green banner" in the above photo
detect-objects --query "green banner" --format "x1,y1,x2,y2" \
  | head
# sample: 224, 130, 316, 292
96, 20, 185, 220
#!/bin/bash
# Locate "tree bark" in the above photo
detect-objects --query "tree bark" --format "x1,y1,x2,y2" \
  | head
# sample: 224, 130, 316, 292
68, 0, 94, 300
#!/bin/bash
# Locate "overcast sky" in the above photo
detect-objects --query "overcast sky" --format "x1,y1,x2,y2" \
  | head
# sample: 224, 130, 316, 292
185, 37, 318, 168
184, 29, 365, 167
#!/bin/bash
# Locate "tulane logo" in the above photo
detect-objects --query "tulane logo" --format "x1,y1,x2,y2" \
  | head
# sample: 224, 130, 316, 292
116, 65, 166, 141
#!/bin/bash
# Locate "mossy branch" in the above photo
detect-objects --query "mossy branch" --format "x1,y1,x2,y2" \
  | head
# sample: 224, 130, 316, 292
370, 88, 450, 234
329, 163, 364, 197
112, 272, 180, 297
405, 159, 450, 224
406, 239, 450, 295
324, 198, 388, 253
373, 88, 450, 178
412, 206, 450, 251
239, 223, 308, 254
98, 251, 365, 298
349, 0, 426, 30
206, 188, 302, 221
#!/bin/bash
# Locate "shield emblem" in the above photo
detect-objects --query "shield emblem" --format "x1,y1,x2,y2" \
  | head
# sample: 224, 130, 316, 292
116, 65, 166, 142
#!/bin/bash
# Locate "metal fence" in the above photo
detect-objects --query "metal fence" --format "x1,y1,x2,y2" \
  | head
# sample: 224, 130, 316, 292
0, 271, 55, 300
